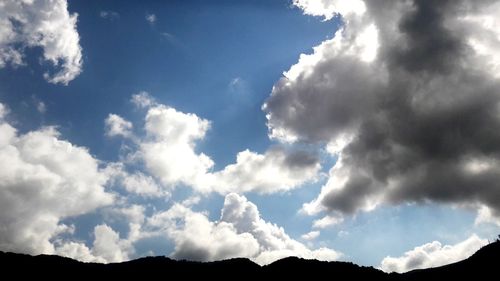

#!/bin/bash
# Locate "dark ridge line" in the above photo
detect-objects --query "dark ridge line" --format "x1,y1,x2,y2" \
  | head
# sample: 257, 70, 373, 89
1, 240, 499, 280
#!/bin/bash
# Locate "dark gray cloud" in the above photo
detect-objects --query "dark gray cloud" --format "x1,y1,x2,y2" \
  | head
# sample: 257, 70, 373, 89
265, 0, 500, 221
264, 55, 383, 142
284, 149, 320, 169
172, 242, 211, 261
321, 175, 375, 214
390, 0, 467, 74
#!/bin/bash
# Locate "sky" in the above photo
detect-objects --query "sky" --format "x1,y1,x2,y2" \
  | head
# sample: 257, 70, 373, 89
1, 0, 500, 273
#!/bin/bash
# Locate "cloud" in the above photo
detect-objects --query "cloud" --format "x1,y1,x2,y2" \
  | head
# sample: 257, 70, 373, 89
131, 91, 156, 108
106, 204, 146, 226
136, 103, 319, 194
0, 95, 320, 261
54, 223, 133, 263
147, 193, 341, 265
0, 103, 8, 119
110, 93, 320, 195
106, 163, 166, 198
312, 215, 344, 229
146, 14, 156, 24
54, 202, 146, 263
100, 10, 119, 20
380, 234, 487, 273
0, 103, 114, 255
0, 0, 82, 84
301, 231, 320, 241
105, 114, 133, 138
263, 0, 500, 224
211, 148, 320, 194
36, 101, 46, 114
55, 241, 99, 263
121, 172, 163, 198
292, 0, 366, 21
475, 205, 500, 226
229, 77, 242, 88
138, 103, 215, 191
150, 203, 260, 262
91, 224, 132, 263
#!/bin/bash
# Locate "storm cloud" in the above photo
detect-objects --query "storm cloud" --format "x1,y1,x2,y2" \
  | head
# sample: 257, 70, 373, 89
265, 0, 500, 223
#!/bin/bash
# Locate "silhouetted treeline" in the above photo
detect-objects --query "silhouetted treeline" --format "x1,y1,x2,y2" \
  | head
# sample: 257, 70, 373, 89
2, 240, 499, 280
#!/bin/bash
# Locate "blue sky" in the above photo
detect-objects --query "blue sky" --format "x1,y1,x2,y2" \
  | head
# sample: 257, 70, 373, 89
1, 0, 500, 272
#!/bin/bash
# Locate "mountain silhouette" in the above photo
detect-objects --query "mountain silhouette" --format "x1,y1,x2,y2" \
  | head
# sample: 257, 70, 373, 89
1, 240, 499, 280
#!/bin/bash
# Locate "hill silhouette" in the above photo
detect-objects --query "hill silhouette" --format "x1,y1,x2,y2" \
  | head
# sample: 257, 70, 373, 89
1, 240, 499, 280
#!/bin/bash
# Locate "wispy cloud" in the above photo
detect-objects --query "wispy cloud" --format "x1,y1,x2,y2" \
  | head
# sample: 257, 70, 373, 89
146, 13, 156, 25
100, 10, 119, 20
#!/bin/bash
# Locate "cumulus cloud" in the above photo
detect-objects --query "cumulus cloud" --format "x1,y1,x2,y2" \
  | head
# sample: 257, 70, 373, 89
121, 172, 163, 197
55, 223, 133, 263
147, 193, 341, 265
0, 103, 114, 255
91, 224, 132, 263
105, 163, 165, 198
55, 241, 99, 263
211, 148, 320, 194
0, 95, 320, 261
380, 234, 487, 273
138, 103, 215, 191
263, 0, 500, 224
149, 203, 259, 262
105, 114, 133, 138
54, 202, 146, 263
109, 93, 320, 195
293, 0, 366, 21
0, 0, 83, 84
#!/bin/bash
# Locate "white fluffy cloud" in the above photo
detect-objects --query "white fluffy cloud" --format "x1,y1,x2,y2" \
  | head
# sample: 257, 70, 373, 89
106, 93, 320, 195
0, 0, 83, 84
0, 93, 332, 265
0, 103, 114, 255
131, 91, 156, 108
311, 215, 344, 228
107, 163, 165, 198
293, 0, 366, 21
55, 241, 99, 262
105, 114, 133, 138
301, 230, 320, 241
380, 235, 487, 273
147, 193, 341, 265
211, 148, 320, 194
148, 202, 260, 262
91, 224, 132, 263
121, 172, 164, 197
139, 103, 215, 191
55, 223, 133, 263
